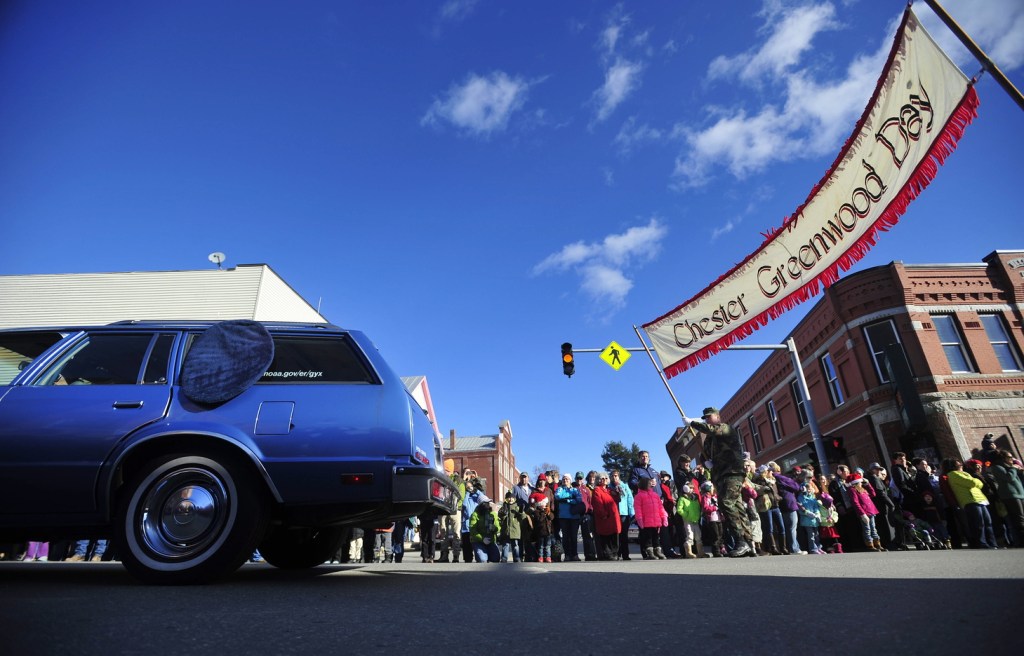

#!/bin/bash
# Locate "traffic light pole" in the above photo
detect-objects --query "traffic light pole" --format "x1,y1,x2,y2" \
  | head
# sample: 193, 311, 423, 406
785, 337, 829, 477
569, 332, 830, 475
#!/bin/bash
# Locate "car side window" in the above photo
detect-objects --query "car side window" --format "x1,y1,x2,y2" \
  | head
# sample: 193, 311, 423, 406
259, 336, 377, 384
35, 333, 163, 386
0, 332, 66, 385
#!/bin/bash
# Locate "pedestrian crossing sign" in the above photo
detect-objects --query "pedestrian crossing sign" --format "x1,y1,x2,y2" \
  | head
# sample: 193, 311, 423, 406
599, 341, 630, 370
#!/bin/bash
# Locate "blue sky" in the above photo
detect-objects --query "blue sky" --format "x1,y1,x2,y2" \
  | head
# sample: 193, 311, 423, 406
2, 1, 1022, 476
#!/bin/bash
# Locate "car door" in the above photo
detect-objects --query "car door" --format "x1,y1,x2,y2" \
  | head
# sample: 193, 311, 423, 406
0, 331, 176, 516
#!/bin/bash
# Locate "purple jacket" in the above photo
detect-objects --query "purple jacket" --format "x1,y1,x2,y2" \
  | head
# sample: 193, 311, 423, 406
774, 473, 801, 512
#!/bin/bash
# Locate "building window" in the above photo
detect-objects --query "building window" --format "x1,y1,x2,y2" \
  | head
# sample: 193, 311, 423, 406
932, 315, 975, 373
790, 379, 808, 428
766, 399, 782, 444
980, 314, 1023, 372
863, 320, 904, 384
747, 415, 763, 454
820, 352, 845, 408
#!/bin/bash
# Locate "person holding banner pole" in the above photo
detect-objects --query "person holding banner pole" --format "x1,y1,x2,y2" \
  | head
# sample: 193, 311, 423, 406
683, 407, 756, 558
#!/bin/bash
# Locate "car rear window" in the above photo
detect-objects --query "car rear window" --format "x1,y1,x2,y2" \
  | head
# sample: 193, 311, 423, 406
259, 336, 377, 384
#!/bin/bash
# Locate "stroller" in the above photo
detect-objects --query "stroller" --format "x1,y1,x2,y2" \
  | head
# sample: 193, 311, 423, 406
901, 512, 947, 550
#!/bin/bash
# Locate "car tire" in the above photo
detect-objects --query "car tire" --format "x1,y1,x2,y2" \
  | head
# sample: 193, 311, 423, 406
113, 453, 268, 585
258, 526, 344, 569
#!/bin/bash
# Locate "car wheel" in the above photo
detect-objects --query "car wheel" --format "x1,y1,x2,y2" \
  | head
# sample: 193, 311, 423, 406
114, 453, 268, 584
258, 526, 344, 569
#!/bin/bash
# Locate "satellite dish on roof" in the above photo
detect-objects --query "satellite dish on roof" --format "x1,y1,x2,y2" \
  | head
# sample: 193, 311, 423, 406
208, 252, 226, 269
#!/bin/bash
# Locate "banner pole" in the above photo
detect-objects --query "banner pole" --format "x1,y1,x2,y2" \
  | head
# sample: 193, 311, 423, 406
633, 324, 687, 422
922, 0, 1024, 111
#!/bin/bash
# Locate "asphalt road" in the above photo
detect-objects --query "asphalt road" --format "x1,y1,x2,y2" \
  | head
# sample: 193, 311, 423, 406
2, 550, 1022, 655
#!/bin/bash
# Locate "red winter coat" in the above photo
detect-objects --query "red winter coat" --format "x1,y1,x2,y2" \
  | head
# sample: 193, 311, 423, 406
592, 485, 622, 536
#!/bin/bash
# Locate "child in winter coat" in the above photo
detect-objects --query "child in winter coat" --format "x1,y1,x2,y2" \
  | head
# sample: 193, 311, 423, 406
815, 474, 842, 554
848, 473, 883, 551
469, 498, 500, 563
531, 498, 555, 563
701, 481, 725, 557
797, 484, 826, 554
634, 477, 669, 560
675, 481, 704, 558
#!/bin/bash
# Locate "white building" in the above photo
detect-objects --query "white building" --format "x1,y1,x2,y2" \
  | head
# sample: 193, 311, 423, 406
0, 264, 326, 329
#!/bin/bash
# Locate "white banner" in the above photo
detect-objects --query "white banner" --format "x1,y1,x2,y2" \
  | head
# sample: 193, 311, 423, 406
644, 9, 979, 379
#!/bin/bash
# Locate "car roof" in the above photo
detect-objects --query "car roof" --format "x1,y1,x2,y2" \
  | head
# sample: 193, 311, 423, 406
0, 320, 347, 334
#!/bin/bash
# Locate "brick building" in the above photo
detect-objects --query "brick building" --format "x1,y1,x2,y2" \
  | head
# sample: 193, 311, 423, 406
666, 249, 1024, 475
444, 421, 519, 501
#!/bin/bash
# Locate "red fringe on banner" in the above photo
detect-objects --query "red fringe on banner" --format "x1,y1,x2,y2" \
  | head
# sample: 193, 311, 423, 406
660, 84, 980, 379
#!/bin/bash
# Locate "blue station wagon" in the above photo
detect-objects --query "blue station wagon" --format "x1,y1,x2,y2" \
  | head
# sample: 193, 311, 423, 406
0, 320, 457, 583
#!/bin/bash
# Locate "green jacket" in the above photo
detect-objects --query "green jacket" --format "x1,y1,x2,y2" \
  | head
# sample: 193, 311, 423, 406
497, 501, 525, 541
469, 508, 499, 544
947, 470, 987, 506
990, 464, 1024, 501
675, 493, 702, 523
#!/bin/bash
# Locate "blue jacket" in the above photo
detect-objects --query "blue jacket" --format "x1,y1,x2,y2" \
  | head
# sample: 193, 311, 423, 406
611, 481, 634, 517
797, 492, 822, 527
629, 464, 663, 497
555, 484, 583, 519
461, 490, 484, 533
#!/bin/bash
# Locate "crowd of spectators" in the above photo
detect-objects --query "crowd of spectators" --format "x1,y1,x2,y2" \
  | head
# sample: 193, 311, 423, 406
355, 432, 1024, 564
6, 432, 1021, 566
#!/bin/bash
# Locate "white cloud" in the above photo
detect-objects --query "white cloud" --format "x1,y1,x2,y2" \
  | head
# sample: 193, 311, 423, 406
918, 0, 1024, 71
708, 4, 840, 84
590, 7, 646, 125
711, 219, 737, 242
673, 0, 1024, 189
533, 218, 667, 311
672, 2, 894, 188
422, 72, 531, 137
580, 263, 633, 307
593, 58, 643, 124
439, 0, 479, 23
614, 115, 664, 153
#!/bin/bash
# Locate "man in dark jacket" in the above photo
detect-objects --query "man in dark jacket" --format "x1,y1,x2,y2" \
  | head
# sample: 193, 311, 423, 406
890, 452, 918, 513
684, 406, 755, 557
630, 451, 662, 498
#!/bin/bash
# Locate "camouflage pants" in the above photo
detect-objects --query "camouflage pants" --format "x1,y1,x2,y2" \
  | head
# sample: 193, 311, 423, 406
715, 474, 753, 543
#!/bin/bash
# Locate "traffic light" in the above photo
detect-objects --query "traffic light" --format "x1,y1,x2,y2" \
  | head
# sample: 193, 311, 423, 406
830, 436, 847, 460
806, 441, 820, 469
561, 342, 575, 377
823, 436, 847, 462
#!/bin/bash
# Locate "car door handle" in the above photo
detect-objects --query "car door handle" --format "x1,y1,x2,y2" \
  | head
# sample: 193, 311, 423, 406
112, 401, 144, 409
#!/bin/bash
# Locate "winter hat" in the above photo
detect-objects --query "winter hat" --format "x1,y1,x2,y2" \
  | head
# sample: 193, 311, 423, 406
505, 491, 514, 499
848, 473, 865, 485
700, 481, 713, 492
982, 434, 995, 446
538, 498, 549, 507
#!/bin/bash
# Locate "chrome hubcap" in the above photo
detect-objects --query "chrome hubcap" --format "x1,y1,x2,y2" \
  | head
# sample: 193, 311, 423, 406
139, 467, 230, 560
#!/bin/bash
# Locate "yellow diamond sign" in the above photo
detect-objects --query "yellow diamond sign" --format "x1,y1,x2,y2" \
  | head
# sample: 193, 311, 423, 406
599, 341, 630, 370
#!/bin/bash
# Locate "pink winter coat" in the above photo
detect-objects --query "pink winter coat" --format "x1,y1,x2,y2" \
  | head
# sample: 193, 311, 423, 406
849, 486, 879, 517
634, 489, 668, 529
